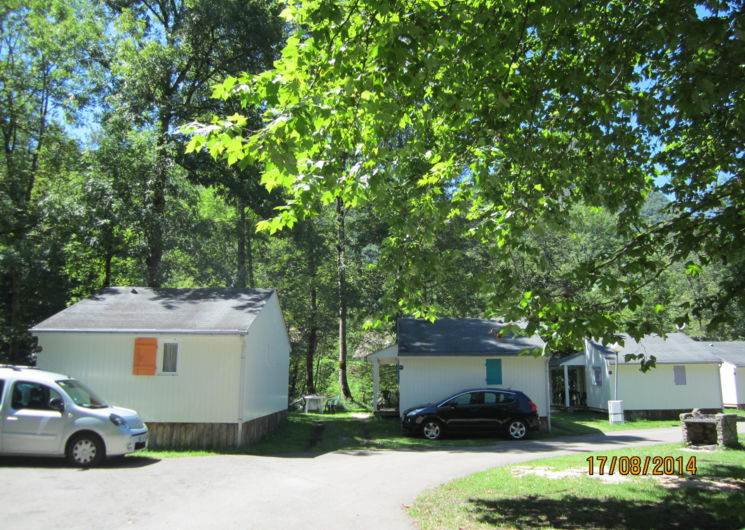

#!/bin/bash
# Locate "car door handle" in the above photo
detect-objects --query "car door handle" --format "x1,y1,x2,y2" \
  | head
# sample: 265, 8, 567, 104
5, 416, 18, 421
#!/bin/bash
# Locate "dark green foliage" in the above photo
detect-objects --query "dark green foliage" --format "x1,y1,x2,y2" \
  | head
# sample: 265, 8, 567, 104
2, 0, 745, 397
191, 0, 745, 352
0, 0, 106, 361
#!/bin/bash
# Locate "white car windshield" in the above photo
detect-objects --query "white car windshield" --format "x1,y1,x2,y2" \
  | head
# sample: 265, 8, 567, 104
57, 379, 108, 409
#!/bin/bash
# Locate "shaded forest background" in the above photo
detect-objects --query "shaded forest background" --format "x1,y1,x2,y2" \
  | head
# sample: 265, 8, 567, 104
2, 1, 743, 404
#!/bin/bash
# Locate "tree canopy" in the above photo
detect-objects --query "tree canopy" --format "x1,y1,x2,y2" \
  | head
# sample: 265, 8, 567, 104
189, 0, 745, 352
2, 0, 743, 396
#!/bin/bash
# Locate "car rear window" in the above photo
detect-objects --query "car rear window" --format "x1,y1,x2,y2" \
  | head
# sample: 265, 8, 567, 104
496, 392, 516, 404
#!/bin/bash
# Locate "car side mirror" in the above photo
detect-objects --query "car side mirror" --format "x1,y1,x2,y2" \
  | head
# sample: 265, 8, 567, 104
49, 397, 64, 412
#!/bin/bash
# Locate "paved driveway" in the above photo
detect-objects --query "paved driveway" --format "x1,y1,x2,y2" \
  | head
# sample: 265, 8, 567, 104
0, 428, 684, 529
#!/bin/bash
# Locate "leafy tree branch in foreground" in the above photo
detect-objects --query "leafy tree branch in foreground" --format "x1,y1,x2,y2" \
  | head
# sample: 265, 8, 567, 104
188, 0, 744, 352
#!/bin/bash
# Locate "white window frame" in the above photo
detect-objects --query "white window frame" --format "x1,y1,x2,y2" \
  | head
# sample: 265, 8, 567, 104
159, 341, 179, 375
673, 365, 686, 386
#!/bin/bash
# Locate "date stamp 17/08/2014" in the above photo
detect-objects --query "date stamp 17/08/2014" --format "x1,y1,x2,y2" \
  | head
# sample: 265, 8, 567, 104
586, 456, 697, 476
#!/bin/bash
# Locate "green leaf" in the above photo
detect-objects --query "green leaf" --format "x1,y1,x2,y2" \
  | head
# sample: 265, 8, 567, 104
685, 262, 702, 277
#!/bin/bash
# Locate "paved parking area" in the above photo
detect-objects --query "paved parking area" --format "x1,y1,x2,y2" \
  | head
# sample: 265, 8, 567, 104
0, 427, 689, 529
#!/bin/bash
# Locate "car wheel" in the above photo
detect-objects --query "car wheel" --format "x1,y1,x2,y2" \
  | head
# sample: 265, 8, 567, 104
506, 419, 528, 440
422, 419, 443, 440
67, 433, 105, 467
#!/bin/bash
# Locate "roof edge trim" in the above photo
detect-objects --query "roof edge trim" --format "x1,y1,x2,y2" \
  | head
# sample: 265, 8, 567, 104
398, 349, 543, 357
30, 328, 249, 335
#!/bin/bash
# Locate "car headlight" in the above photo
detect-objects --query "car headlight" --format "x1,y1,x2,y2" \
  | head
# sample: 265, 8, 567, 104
406, 408, 425, 417
110, 414, 128, 427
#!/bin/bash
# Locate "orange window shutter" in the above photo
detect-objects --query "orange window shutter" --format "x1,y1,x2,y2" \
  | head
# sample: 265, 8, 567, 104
133, 338, 157, 375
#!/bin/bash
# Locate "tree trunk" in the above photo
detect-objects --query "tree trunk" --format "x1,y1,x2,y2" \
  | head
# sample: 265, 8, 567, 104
246, 226, 255, 289
236, 197, 247, 288
303, 221, 320, 395
145, 181, 165, 288
102, 251, 113, 289
8, 266, 23, 364
288, 355, 299, 399
305, 319, 318, 395
146, 108, 171, 288
305, 283, 318, 395
336, 197, 352, 400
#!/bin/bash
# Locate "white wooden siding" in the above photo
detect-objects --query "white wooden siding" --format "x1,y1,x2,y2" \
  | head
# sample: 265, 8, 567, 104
721, 362, 744, 407
36, 332, 242, 423
399, 355, 549, 417
585, 343, 612, 409
583, 342, 722, 411
615, 363, 722, 410
241, 292, 291, 422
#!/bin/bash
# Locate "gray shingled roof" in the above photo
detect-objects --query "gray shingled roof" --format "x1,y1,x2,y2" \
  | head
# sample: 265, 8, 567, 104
590, 333, 721, 364
549, 352, 585, 367
30, 287, 275, 334
398, 318, 545, 356
709, 342, 745, 367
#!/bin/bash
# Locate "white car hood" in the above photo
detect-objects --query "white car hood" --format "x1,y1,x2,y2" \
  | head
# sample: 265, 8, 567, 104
110, 406, 147, 430
83, 405, 147, 430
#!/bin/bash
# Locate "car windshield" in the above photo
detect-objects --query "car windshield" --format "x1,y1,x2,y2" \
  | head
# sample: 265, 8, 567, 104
57, 379, 108, 409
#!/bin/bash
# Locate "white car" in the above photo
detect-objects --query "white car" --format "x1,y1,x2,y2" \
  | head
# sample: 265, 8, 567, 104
0, 366, 148, 467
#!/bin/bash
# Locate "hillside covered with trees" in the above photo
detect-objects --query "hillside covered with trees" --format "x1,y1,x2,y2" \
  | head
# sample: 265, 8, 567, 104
2, 0, 743, 401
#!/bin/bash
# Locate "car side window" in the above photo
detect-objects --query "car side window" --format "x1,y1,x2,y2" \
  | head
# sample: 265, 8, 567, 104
491, 392, 516, 404
469, 392, 486, 405
0, 379, 4, 406
448, 393, 473, 406
483, 392, 498, 404
11, 381, 62, 411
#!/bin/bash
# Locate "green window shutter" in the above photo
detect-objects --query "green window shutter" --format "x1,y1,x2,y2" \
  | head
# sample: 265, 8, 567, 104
486, 359, 502, 385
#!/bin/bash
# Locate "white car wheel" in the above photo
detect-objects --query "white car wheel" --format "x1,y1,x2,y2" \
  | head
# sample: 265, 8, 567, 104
67, 434, 105, 467
422, 420, 443, 440
506, 419, 528, 440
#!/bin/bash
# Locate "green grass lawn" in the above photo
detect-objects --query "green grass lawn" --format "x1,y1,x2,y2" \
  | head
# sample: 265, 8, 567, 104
140, 408, 690, 458
546, 410, 680, 437
409, 437, 745, 529
136, 409, 745, 527
139, 412, 501, 458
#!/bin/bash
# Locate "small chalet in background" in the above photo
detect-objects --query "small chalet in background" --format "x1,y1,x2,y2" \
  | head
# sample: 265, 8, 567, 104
31, 287, 290, 448
367, 318, 551, 430
580, 333, 723, 418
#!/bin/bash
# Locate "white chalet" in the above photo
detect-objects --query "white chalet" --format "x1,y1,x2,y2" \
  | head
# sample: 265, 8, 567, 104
31, 287, 290, 448
582, 333, 723, 418
368, 318, 551, 430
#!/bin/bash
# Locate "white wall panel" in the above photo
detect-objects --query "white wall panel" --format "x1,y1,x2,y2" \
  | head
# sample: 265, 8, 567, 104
241, 292, 291, 421
399, 355, 549, 417
36, 332, 242, 423
584, 341, 723, 412
616, 363, 722, 410
720, 362, 744, 407
585, 343, 611, 409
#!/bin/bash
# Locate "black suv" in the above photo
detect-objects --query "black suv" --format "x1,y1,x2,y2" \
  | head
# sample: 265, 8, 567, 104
401, 388, 539, 440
